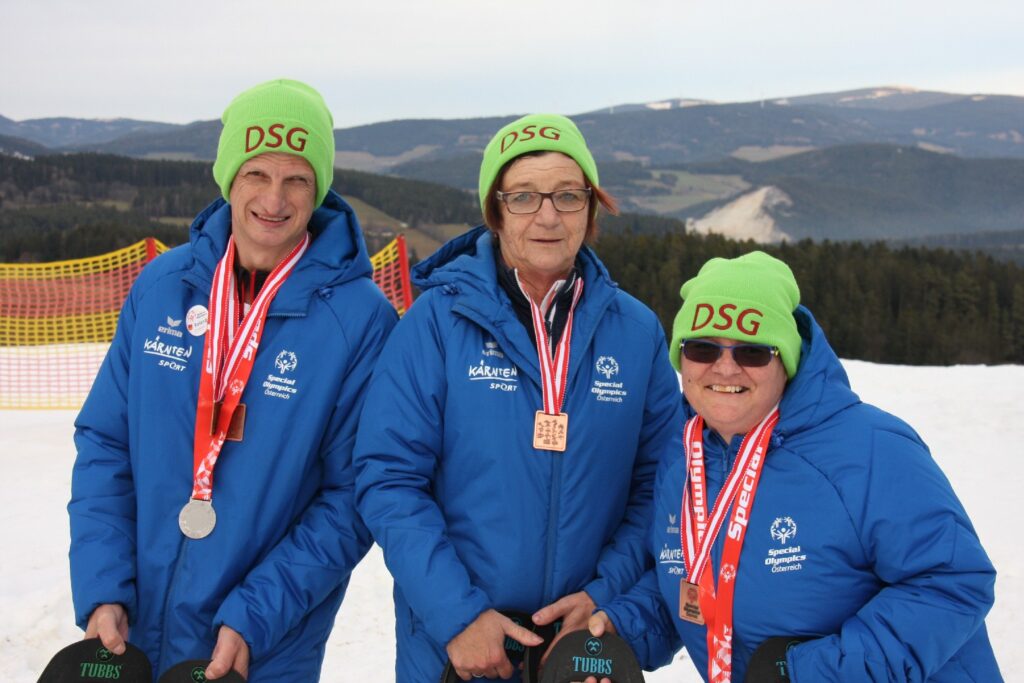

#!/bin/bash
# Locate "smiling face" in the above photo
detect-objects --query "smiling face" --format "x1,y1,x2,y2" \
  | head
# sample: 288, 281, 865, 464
229, 152, 316, 271
681, 336, 787, 443
495, 152, 589, 300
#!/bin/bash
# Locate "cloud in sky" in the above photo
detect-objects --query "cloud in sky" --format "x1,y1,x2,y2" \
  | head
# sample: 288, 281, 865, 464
2, 0, 1022, 127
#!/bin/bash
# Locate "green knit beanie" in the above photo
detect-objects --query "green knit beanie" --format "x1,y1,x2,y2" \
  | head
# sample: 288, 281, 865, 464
213, 78, 335, 207
669, 251, 802, 378
478, 113, 599, 213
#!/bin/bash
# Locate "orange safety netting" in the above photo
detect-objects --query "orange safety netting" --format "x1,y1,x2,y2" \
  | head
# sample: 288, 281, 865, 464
1, 235, 414, 409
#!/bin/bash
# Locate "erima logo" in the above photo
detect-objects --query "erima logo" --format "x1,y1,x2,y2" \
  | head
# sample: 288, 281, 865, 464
190, 666, 208, 682
158, 314, 184, 338
482, 340, 504, 358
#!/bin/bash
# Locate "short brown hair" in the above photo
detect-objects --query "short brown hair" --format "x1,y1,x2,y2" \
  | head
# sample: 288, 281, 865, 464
483, 153, 619, 244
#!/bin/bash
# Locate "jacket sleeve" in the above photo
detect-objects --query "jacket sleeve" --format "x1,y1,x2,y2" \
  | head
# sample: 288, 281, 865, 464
788, 427, 997, 682
584, 323, 684, 606
68, 282, 140, 629
353, 297, 492, 648
600, 567, 683, 671
213, 296, 396, 659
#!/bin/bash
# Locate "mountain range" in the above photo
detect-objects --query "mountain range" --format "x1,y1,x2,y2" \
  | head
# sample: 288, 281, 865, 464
2, 86, 1023, 250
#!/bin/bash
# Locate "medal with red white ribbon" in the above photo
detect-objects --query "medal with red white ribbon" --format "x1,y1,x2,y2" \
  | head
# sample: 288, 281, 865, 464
179, 233, 310, 539
523, 276, 584, 452
678, 406, 780, 683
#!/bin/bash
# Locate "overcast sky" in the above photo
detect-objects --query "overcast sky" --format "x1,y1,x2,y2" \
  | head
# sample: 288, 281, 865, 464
3, 0, 1022, 128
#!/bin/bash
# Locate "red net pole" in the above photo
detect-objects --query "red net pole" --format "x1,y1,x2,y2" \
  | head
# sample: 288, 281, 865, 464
396, 234, 414, 313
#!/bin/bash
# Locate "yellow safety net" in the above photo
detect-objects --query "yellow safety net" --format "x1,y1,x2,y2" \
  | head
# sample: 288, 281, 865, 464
1, 235, 413, 409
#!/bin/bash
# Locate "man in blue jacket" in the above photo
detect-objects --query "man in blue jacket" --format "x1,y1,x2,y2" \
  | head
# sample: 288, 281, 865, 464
68, 79, 397, 681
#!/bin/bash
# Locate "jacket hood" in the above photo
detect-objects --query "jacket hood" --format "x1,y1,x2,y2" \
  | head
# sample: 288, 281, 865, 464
683, 305, 861, 439
185, 189, 373, 314
412, 225, 615, 300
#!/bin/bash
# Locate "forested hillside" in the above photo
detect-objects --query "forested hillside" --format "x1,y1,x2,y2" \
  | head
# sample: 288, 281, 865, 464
2, 153, 1021, 365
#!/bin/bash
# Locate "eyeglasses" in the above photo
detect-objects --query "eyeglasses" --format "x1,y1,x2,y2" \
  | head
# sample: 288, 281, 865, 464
680, 340, 779, 368
495, 188, 591, 214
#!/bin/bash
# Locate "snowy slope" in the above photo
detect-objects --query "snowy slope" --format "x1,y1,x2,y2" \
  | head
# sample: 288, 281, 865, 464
1, 360, 1019, 682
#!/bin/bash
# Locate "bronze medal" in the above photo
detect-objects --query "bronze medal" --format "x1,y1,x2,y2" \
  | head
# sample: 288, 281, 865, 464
533, 411, 568, 452
679, 580, 705, 625
226, 403, 245, 441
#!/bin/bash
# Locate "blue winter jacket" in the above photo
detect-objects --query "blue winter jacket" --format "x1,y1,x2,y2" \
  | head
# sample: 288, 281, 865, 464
69, 191, 397, 681
353, 227, 683, 681
601, 306, 1002, 682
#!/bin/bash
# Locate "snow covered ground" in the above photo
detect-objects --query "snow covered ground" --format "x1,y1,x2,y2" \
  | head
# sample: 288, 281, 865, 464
1, 359, 1019, 681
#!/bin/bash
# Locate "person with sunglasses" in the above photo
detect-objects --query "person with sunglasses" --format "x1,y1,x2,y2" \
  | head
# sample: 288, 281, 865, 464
584, 251, 1001, 682
353, 114, 682, 681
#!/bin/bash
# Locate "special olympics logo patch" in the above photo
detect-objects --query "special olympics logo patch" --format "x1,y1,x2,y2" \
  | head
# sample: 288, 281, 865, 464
274, 350, 298, 374
595, 356, 620, 379
770, 516, 798, 544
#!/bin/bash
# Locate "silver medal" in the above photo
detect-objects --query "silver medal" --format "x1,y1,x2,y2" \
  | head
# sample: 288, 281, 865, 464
178, 498, 217, 539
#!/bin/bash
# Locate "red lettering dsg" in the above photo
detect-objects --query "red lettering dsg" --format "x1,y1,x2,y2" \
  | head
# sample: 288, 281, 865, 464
500, 131, 519, 153
245, 126, 265, 153
713, 304, 736, 331
243, 124, 310, 154
539, 126, 560, 140
266, 123, 284, 148
691, 303, 715, 331
691, 303, 764, 336
286, 127, 308, 152
499, 125, 563, 154
737, 308, 762, 335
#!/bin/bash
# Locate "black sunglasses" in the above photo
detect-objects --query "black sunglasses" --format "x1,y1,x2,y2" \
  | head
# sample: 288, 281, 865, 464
680, 339, 779, 368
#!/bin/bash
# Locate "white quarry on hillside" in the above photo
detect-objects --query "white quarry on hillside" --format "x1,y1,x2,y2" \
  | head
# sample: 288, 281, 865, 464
688, 186, 793, 243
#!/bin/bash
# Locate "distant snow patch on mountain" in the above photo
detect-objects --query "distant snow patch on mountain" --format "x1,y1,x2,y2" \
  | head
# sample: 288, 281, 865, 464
836, 86, 919, 104
645, 99, 708, 111
689, 186, 793, 243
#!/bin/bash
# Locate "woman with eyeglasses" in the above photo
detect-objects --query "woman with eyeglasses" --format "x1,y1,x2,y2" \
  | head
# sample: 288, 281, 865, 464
583, 251, 1001, 682
353, 114, 682, 681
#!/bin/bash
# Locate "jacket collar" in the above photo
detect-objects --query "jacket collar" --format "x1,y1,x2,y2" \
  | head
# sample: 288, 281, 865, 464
183, 190, 372, 316
413, 226, 620, 381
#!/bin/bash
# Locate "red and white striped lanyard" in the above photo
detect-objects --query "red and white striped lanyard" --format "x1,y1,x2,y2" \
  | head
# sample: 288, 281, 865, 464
191, 233, 309, 501
680, 407, 779, 683
527, 277, 583, 414
518, 275, 584, 452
